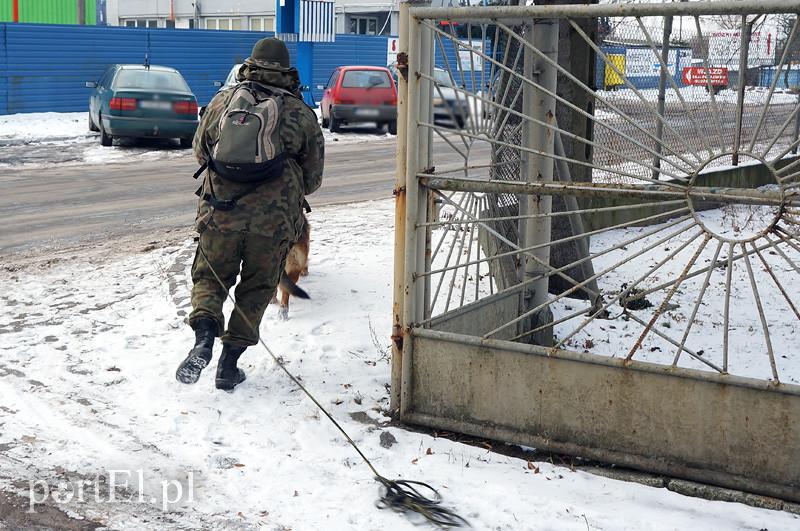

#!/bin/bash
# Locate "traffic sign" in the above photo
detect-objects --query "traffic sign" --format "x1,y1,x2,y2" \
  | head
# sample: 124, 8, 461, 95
682, 66, 728, 86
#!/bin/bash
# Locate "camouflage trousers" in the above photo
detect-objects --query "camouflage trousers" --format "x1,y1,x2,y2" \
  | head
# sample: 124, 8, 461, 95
189, 230, 289, 347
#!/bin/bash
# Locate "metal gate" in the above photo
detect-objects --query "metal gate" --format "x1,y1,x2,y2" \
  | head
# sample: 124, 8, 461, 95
392, 0, 800, 501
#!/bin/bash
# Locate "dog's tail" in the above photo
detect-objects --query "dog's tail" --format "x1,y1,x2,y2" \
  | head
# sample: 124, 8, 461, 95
280, 272, 310, 299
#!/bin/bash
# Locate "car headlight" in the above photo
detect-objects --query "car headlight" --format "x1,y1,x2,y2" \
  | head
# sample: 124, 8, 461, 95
433, 97, 444, 106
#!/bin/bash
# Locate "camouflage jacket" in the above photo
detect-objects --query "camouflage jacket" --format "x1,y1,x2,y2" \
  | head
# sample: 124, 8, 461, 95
193, 60, 324, 241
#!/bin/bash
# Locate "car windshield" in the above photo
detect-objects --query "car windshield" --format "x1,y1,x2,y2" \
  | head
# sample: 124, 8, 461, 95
114, 69, 190, 92
341, 70, 391, 88
225, 64, 243, 87
433, 70, 453, 87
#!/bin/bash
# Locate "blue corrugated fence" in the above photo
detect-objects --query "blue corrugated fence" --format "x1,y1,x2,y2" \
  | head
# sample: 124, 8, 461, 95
0, 23, 394, 114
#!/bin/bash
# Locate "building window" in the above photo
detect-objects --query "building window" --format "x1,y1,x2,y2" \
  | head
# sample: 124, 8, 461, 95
166, 19, 175, 29
206, 17, 241, 31
349, 16, 377, 36
189, 19, 195, 29
123, 19, 159, 28
249, 16, 274, 32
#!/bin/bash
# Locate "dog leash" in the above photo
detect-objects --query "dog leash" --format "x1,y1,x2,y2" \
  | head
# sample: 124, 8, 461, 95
194, 208, 469, 528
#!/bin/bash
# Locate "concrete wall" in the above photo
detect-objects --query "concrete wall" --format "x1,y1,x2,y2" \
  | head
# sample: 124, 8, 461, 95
582, 157, 798, 233
404, 329, 800, 502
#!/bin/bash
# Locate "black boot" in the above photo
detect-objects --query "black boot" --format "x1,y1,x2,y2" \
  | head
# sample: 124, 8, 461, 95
215, 344, 247, 391
175, 319, 217, 384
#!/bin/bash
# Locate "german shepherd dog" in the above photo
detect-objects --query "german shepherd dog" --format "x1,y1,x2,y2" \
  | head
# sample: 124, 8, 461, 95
276, 212, 310, 319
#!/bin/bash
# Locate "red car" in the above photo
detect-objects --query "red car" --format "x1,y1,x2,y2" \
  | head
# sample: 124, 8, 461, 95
320, 66, 397, 134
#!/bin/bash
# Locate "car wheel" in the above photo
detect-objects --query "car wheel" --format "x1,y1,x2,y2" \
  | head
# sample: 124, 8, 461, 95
388, 120, 397, 135
321, 114, 329, 128
456, 116, 465, 129
179, 137, 192, 149
88, 113, 99, 132
99, 116, 113, 147
329, 114, 341, 133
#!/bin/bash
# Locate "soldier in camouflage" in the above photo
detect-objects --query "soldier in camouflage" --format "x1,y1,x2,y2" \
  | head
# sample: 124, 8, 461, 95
176, 38, 324, 391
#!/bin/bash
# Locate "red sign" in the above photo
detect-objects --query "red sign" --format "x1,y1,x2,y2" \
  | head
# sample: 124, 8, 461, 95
682, 66, 729, 86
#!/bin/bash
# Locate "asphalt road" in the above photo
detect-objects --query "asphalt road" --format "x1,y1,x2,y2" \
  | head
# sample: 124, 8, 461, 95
0, 134, 487, 256
0, 139, 395, 255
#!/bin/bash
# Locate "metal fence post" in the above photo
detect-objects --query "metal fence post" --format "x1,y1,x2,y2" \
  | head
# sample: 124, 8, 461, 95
418, 11, 434, 324
400, 5, 423, 417
391, 0, 411, 414
652, 14, 674, 181
521, 17, 558, 346
793, 92, 800, 155
733, 17, 752, 166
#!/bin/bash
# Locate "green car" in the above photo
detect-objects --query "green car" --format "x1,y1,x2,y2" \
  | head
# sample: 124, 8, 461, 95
86, 64, 199, 147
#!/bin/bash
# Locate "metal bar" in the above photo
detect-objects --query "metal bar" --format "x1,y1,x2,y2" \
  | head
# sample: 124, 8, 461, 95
421, 176, 785, 206
467, 23, 480, 136
443, 196, 475, 314
420, 199, 690, 278
775, 226, 800, 254
624, 311, 725, 373
488, 218, 696, 341
553, 123, 601, 306
626, 234, 711, 360
421, 122, 690, 188
776, 157, 800, 179
418, 199, 686, 227
741, 242, 780, 382
427, 20, 698, 176
390, 0, 411, 414
433, 32, 471, 153
761, 104, 800, 161
431, 126, 467, 160
430, 195, 473, 312
490, 215, 695, 308
568, 19, 704, 165
428, 189, 602, 302
554, 229, 704, 352
748, 18, 800, 153
430, 191, 471, 262
459, 197, 480, 308
412, 1, 800, 21
493, 21, 698, 175
753, 243, 800, 321
671, 240, 724, 367
732, 16, 752, 166
629, 236, 794, 305
424, 187, 434, 322
420, 19, 434, 324
764, 234, 800, 276
490, 35, 524, 138
652, 14, 675, 180
520, 16, 558, 345
419, 73, 691, 183
793, 94, 800, 155
694, 16, 726, 152
639, 17, 714, 165
429, 158, 520, 176
445, 22, 475, 138
399, 8, 423, 418
723, 242, 734, 373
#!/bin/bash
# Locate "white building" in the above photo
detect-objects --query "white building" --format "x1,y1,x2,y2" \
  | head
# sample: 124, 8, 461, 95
106, 0, 400, 36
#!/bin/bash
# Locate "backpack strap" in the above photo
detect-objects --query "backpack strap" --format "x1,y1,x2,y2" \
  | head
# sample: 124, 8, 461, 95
202, 176, 265, 212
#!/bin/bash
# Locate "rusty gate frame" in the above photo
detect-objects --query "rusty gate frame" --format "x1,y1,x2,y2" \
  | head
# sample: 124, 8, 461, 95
391, 0, 800, 503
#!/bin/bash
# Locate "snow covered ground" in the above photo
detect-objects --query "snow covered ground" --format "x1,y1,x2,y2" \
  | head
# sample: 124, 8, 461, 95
1, 200, 798, 530
428, 195, 800, 384
0, 111, 390, 169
